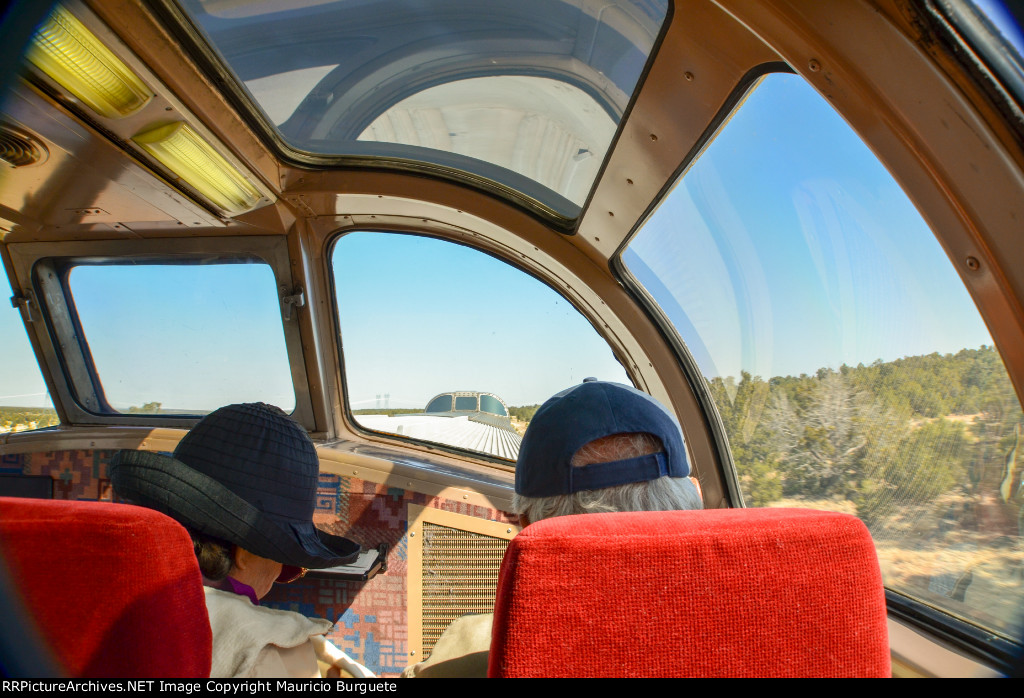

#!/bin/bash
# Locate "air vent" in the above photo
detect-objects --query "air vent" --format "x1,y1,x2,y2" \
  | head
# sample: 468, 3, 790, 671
420, 521, 510, 656
0, 124, 49, 168
406, 504, 517, 661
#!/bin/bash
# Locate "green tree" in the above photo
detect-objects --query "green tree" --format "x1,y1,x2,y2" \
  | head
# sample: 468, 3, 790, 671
508, 404, 540, 423
708, 372, 783, 506
767, 370, 884, 502
127, 402, 163, 414
860, 418, 969, 526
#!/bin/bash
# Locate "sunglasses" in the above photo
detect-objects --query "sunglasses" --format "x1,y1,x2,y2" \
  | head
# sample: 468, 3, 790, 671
276, 565, 309, 584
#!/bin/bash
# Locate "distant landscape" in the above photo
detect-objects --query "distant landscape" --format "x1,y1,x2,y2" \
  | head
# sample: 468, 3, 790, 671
352, 408, 424, 416
713, 346, 1021, 513
710, 346, 1024, 636
2, 402, 541, 432
4, 347, 1021, 633
0, 406, 59, 433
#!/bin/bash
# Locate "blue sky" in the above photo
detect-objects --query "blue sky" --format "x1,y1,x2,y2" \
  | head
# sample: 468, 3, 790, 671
332, 232, 629, 409
0, 264, 295, 411
625, 73, 995, 384
0, 300, 50, 408
0, 72, 1006, 411
69, 263, 296, 412
0, 235, 631, 411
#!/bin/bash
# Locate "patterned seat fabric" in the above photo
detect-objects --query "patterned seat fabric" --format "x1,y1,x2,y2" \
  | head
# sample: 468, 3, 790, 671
489, 508, 890, 678
0, 497, 212, 677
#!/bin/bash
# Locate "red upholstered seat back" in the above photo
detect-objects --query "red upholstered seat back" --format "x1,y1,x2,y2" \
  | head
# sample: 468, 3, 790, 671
489, 508, 890, 677
0, 497, 212, 677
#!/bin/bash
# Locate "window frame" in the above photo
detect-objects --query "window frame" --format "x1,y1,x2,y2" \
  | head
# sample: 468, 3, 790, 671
925, 0, 1024, 128
5, 235, 315, 430
612, 63, 788, 511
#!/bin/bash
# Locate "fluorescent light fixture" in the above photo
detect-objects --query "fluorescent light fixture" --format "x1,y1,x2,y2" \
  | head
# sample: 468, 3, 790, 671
133, 122, 263, 214
26, 5, 152, 119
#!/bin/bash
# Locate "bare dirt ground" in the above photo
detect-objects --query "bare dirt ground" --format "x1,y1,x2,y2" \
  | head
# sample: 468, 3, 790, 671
771, 493, 1024, 637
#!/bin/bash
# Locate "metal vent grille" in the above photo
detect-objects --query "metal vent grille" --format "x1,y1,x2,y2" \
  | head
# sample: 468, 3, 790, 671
420, 521, 509, 657
0, 125, 48, 168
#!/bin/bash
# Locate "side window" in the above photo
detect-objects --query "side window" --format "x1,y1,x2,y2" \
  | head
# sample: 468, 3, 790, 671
479, 394, 507, 416
332, 232, 630, 461
622, 73, 1024, 637
1, 275, 58, 433
65, 261, 295, 414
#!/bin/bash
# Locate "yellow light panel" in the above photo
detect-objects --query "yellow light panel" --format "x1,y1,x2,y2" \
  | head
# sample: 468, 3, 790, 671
133, 122, 263, 214
27, 5, 152, 119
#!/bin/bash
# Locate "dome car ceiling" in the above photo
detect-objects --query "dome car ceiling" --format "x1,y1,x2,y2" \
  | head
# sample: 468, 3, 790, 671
172, 0, 669, 219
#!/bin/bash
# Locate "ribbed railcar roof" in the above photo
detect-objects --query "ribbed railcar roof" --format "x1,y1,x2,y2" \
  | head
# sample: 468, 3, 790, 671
356, 414, 522, 460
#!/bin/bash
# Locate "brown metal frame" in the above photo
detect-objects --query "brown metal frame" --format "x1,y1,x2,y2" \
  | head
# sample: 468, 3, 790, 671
5, 236, 317, 430
1, 0, 1023, 676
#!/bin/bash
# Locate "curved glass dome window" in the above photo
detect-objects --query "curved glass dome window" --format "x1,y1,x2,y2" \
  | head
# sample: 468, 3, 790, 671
479, 394, 508, 417
454, 395, 478, 411
358, 76, 616, 208
423, 391, 511, 417
175, 0, 669, 218
424, 394, 454, 413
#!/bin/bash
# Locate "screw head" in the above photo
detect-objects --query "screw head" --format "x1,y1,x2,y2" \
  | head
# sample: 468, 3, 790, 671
808, 59, 822, 72
966, 256, 981, 271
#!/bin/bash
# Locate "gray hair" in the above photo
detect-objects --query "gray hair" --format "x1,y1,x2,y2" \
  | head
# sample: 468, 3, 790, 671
512, 432, 704, 523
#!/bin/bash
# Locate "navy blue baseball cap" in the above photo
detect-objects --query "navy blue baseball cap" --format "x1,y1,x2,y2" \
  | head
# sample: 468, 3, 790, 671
515, 381, 690, 497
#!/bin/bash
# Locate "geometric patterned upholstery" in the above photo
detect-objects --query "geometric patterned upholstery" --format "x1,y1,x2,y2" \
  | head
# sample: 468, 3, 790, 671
489, 508, 890, 677
0, 497, 212, 677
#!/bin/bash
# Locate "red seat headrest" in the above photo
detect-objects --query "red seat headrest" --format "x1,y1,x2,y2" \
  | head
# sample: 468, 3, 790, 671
0, 497, 212, 677
489, 508, 889, 677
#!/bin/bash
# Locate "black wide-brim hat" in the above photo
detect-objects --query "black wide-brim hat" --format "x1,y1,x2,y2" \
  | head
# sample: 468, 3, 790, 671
110, 403, 359, 569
